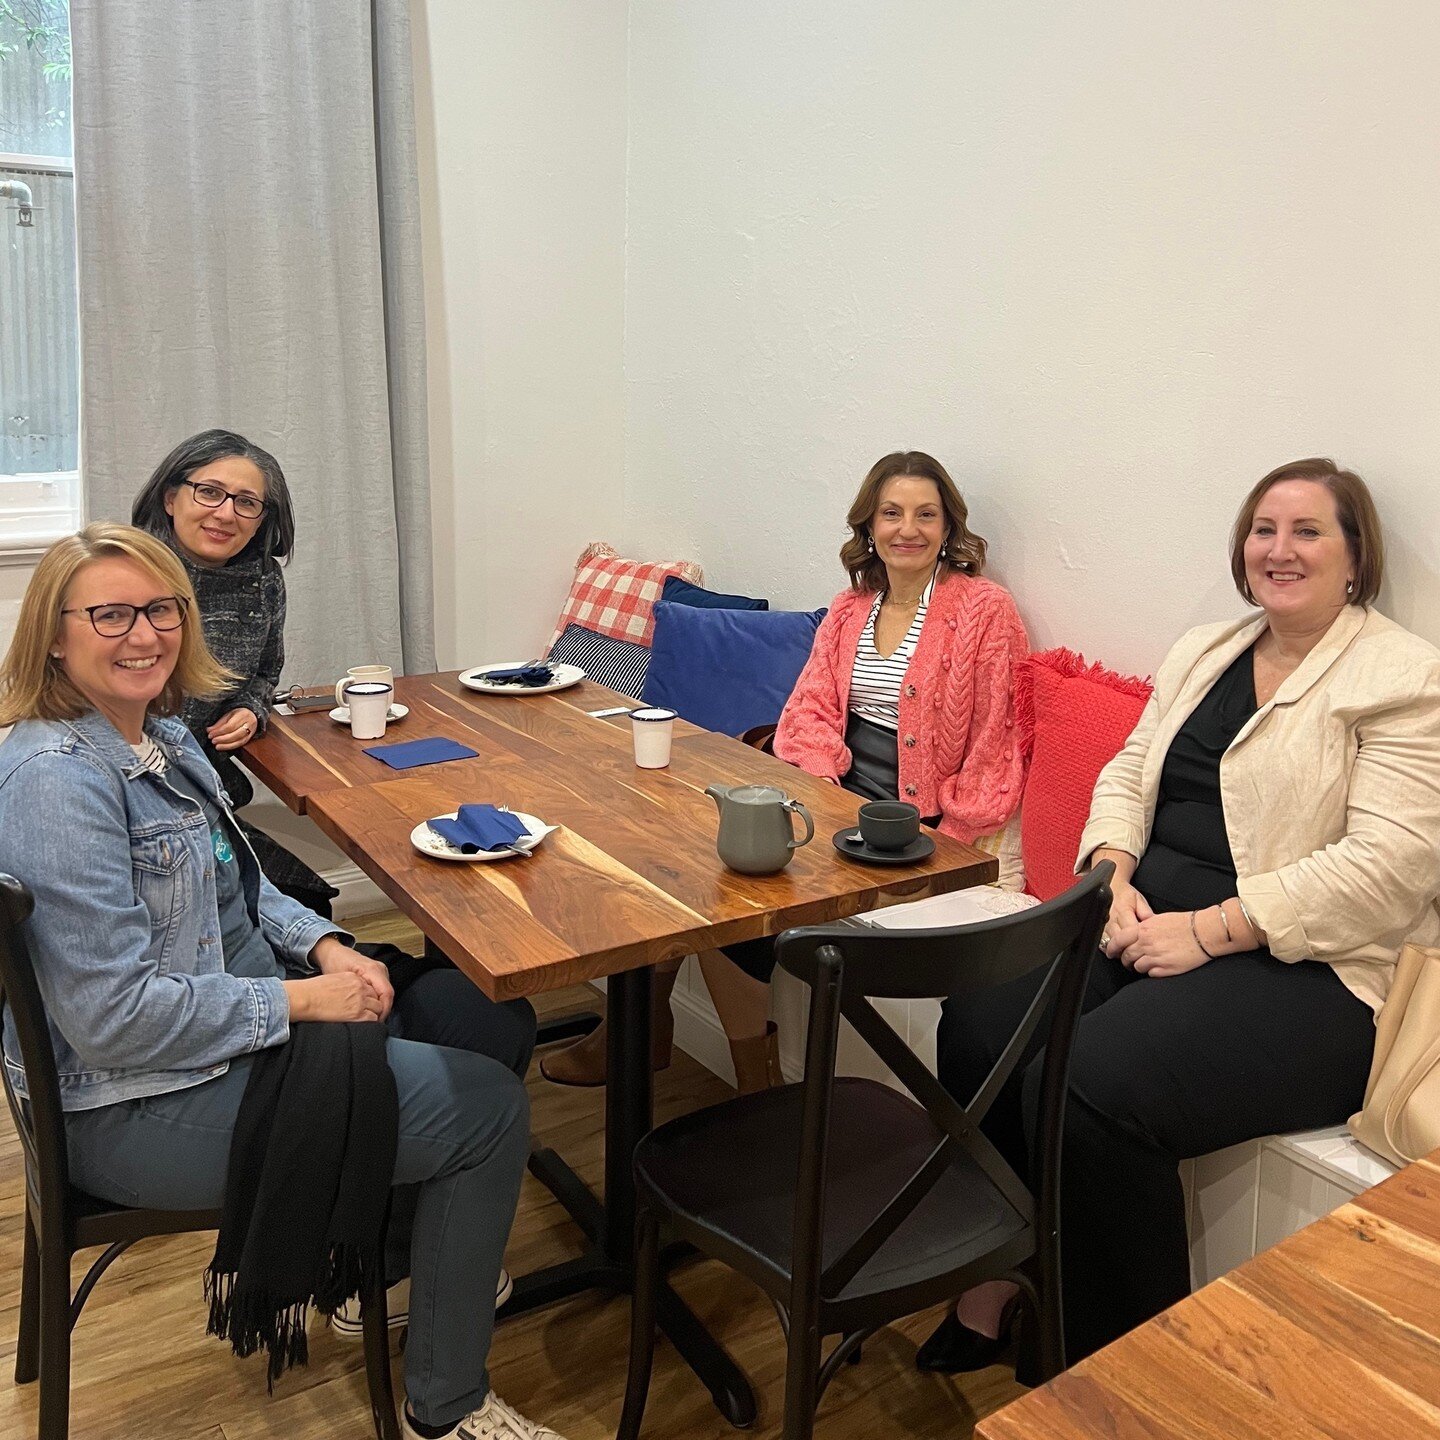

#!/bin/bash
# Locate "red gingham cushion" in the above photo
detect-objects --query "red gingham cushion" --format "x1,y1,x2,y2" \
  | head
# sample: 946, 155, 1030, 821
1018, 648, 1153, 902
548, 542, 704, 650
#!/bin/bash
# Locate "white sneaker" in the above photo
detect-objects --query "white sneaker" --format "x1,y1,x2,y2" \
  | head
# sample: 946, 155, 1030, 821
401, 1390, 567, 1440
330, 1269, 512, 1339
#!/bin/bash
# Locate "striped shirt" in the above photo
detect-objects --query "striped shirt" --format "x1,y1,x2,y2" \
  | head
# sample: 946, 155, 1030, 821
848, 570, 938, 731
131, 735, 169, 775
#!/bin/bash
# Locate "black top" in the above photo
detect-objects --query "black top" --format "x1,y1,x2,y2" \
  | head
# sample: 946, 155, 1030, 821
1130, 646, 1258, 915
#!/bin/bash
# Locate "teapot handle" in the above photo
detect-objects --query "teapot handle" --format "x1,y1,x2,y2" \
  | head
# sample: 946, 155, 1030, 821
784, 799, 815, 850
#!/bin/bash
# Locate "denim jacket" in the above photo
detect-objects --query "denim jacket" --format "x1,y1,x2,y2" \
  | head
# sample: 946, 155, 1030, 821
0, 711, 342, 1110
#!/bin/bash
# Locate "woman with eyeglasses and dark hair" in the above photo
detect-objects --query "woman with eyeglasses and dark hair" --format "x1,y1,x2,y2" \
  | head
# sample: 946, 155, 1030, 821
130, 429, 335, 914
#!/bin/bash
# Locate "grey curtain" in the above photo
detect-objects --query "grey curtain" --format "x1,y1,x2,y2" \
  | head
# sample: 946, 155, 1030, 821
71, 0, 436, 682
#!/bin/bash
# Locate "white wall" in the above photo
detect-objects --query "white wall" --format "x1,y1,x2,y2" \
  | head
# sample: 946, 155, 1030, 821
0, 562, 28, 659
621, 0, 1440, 676
412, 0, 630, 667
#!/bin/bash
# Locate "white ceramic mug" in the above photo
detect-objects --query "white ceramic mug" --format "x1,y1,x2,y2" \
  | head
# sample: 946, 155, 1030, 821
336, 665, 393, 708
631, 706, 677, 768
345, 681, 393, 741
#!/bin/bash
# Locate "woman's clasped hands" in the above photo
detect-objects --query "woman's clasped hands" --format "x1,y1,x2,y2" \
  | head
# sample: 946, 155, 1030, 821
282, 936, 395, 1022
1101, 881, 1212, 978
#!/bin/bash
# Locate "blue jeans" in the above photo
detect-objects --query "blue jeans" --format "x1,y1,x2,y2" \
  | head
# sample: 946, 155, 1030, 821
65, 1036, 530, 1429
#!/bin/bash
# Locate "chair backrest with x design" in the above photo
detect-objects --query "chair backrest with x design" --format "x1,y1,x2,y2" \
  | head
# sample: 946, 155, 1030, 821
774, 863, 1112, 1320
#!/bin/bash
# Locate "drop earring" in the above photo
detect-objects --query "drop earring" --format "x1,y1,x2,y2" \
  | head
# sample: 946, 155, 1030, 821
866, 536, 875, 553
1346, 579, 1355, 596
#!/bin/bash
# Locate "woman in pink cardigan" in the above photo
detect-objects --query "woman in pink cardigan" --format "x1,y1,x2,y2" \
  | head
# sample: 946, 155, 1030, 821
698, 451, 1030, 1090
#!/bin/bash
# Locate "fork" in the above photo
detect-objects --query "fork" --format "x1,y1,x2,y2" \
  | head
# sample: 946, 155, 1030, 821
495, 805, 535, 857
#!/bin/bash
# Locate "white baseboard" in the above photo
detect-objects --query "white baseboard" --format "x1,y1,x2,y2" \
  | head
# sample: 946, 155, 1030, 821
670, 981, 742, 1086
324, 863, 390, 921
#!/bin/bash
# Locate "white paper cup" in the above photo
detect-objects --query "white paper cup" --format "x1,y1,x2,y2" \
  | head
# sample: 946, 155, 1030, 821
631, 706, 677, 768
336, 664, 393, 708
345, 681, 393, 740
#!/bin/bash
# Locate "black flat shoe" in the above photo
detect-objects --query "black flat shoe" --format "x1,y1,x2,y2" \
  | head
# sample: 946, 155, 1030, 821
915, 1300, 1018, 1374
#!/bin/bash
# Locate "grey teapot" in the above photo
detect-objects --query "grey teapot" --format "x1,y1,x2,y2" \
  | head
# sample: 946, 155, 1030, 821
706, 783, 815, 874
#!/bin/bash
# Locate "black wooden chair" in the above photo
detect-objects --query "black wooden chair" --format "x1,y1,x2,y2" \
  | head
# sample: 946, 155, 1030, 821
617, 863, 1112, 1440
0, 873, 400, 1440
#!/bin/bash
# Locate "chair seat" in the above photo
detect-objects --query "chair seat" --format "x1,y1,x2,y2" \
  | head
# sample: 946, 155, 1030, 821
68, 1185, 220, 1245
634, 1077, 1029, 1307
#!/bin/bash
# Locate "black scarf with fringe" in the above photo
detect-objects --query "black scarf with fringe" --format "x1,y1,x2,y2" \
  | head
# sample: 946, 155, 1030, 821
204, 1020, 399, 1388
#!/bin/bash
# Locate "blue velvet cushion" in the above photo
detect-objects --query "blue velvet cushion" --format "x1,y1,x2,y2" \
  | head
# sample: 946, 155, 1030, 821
641, 601, 827, 736
661, 574, 769, 611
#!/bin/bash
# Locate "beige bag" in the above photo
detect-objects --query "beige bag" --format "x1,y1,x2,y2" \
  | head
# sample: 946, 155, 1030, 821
1349, 942, 1440, 1167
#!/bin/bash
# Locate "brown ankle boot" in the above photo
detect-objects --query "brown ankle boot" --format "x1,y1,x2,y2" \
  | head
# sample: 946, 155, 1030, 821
540, 965, 678, 1087
729, 1021, 783, 1095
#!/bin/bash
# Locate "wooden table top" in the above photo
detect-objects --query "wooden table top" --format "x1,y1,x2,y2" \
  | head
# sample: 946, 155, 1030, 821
978, 1149, 1440, 1440
288, 677, 995, 1000
241, 670, 706, 814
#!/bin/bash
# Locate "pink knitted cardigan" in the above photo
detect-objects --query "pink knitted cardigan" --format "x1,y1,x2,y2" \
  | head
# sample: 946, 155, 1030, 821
773, 572, 1030, 844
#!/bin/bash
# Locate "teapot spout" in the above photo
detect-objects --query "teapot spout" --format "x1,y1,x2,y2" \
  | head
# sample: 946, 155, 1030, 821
704, 784, 731, 812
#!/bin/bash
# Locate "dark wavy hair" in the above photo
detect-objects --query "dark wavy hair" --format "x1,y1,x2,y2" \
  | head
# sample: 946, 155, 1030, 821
839, 451, 987, 592
131, 428, 296, 563
1229, 457, 1383, 608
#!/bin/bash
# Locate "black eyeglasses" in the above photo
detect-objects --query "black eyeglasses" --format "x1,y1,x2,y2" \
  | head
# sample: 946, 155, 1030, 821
176, 478, 267, 520
62, 596, 190, 637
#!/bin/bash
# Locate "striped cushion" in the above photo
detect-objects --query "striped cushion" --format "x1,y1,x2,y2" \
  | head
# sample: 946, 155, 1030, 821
548, 624, 649, 700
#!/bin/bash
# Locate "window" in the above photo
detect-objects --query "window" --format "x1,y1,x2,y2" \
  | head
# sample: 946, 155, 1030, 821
0, 0, 80, 559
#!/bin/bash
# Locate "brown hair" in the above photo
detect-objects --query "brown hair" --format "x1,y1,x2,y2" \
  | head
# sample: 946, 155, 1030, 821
0, 523, 233, 727
840, 451, 988, 592
1229, 458, 1384, 608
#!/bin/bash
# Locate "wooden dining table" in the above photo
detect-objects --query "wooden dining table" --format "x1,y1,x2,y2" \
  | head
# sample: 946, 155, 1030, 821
241, 669, 998, 1424
977, 1147, 1440, 1440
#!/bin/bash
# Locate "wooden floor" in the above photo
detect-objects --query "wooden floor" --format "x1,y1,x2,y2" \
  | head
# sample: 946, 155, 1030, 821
0, 911, 1024, 1440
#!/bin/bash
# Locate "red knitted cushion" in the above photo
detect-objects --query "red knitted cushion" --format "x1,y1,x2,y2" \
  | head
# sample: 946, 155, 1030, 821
1019, 648, 1153, 902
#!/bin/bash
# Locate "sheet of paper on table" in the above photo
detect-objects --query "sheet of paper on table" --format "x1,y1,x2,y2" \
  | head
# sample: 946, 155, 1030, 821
857, 884, 1040, 931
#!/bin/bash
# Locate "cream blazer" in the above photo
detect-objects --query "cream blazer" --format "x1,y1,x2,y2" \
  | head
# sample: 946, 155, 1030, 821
1077, 606, 1440, 1013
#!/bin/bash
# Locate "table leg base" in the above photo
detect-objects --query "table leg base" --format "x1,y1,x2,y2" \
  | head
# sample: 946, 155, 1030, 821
657, 1282, 758, 1429
499, 1251, 627, 1319
527, 1145, 606, 1244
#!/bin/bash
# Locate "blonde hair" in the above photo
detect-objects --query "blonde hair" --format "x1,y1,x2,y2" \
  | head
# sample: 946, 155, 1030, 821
0, 523, 233, 727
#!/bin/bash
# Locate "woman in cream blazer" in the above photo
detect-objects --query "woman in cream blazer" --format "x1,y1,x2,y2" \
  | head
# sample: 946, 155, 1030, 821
923, 458, 1440, 1373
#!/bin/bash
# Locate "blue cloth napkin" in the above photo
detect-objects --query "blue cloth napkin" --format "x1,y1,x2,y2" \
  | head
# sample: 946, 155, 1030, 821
427, 804, 530, 854
363, 736, 479, 770
482, 664, 555, 687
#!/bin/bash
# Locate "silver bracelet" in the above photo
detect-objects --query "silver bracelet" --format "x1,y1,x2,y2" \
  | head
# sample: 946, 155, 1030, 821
1189, 910, 1216, 959
1236, 896, 1259, 940
1215, 901, 1233, 946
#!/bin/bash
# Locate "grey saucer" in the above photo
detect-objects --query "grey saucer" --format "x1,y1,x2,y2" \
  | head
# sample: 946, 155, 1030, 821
831, 827, 936, 866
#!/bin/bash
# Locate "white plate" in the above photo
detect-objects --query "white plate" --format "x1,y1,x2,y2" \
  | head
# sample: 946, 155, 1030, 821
330, 703, 410, 724
458, 662, 585, 696
410, 810, 559, 863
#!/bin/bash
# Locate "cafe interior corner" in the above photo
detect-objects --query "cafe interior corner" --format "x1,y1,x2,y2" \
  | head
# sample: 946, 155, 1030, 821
3, 3, 1440, 1438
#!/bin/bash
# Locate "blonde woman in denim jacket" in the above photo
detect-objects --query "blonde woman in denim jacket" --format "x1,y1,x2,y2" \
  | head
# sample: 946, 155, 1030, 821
0, 525, 565, 1440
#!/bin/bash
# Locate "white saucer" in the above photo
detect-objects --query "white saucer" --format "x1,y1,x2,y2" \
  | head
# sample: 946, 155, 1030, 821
410, 810, 559, 863
331, 703, 409, 724
458, 662, 584, 696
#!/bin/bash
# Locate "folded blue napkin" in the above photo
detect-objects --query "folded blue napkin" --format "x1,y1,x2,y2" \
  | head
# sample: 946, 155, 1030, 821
427, 804, 530, 854
482, 664, 554, 687
363, 736, 479, 770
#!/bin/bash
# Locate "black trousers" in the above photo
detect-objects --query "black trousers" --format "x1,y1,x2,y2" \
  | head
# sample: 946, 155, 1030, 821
936, 947, 1376, 1362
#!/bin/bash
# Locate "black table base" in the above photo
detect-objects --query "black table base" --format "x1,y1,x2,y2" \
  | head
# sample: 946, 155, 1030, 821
500, 966, 757, 1428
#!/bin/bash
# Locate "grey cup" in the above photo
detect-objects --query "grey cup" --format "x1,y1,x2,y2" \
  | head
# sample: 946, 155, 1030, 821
857, 800, 921, 852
